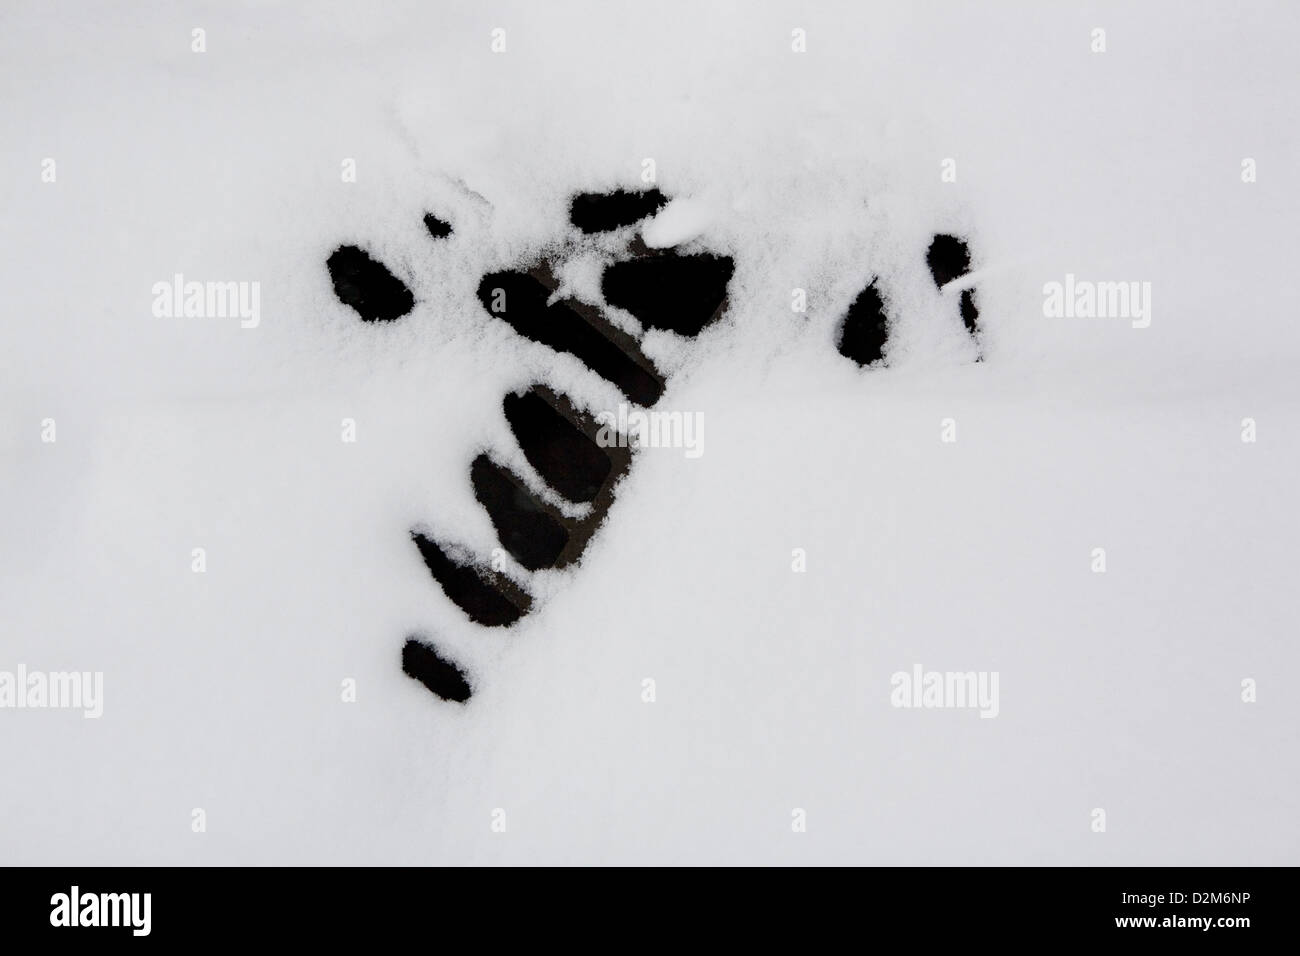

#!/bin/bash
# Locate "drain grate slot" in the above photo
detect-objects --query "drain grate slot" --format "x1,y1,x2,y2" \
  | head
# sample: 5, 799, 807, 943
959, 288, 978, 335
326, 245, 414, 322
926, 234, 980, 336
423, 214, 453, 239
601, 252, 734, 337
470, 454, 572, 571
410, 532, 531, 626
401, 637, 472, 703
504, 387, 614, 505
570, 188, 667, 233
477, 270, 663, 406
837, 280, 889, 367
926, 234, 972, 288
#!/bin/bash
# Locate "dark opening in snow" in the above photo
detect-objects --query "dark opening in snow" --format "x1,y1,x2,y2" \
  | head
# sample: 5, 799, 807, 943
410, 532, 530, 627
836, 281, 889, 367
504, 388, 613, 505
470, 454, 571, 571
570, 188, 667, 233
926, 234, 972, 289
401, 637, 471, 703
601, 252, 734, 337
959, 288, 979, 335
326, 245, 414, 322
423, 214, 453, 239
477, 270, 663, 406
926, 235, 980, 335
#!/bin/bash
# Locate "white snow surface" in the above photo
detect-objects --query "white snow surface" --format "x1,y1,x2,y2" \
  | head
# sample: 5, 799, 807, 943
642, 196, 717, 249
1, 0, 1298, 864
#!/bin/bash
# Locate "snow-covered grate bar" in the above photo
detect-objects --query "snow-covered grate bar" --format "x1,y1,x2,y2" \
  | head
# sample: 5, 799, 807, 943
476, 267, 665, 406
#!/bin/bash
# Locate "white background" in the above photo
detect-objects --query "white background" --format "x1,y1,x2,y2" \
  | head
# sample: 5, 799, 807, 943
1, 0, 1297, 864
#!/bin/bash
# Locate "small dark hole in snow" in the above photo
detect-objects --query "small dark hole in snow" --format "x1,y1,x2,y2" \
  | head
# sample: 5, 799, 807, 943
570, 188, 667, 233
926, 234, 972, 289
401, 637, 471, 703
505, 388, 612, 505
837, 281, 889, 367
423, 214, 453, 239
960, 288, 979, 335
410, 532, 530, 627
477, 270, 663, 406
326, 245, 414, 322
601, 253, 734, 337
471, 455, 571, 571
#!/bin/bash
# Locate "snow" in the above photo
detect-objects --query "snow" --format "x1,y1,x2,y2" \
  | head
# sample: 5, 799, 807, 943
642, 197, 716, 249
1, 0, 1297, 864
